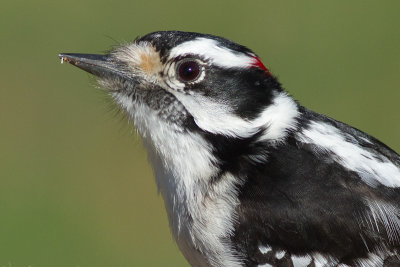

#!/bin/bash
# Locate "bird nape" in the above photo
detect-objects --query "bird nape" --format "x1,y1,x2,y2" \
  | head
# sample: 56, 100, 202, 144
59, 31, 400, 267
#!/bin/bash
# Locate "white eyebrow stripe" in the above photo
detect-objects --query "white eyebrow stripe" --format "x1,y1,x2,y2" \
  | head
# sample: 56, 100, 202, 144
168, 37, 256, 69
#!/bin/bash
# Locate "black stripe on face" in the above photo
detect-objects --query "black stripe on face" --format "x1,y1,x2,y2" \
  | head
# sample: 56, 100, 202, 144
181, 66, 281, 120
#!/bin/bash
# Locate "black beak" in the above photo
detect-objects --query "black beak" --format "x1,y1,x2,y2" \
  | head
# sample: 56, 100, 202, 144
58, 53, 125, 78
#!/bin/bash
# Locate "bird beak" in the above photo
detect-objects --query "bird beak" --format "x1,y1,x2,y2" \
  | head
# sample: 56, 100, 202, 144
58, 53, 125, 79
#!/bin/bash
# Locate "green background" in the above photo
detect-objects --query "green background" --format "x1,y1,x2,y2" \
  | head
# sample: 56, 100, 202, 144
1, 1, 399, 266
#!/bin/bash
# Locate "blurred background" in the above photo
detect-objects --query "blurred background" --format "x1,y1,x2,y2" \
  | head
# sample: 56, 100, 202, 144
0, 0, 399, 266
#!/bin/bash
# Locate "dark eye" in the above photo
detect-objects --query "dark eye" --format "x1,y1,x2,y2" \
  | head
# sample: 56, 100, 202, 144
176, 59, 201, 82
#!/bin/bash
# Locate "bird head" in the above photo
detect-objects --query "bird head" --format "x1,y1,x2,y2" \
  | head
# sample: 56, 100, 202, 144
60, 32, 301, 265
60, 31, 299, 177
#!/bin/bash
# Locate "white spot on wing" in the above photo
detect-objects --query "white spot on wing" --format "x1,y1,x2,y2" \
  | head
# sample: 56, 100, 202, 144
258, 263, 273, 267
297, 121, 400, 187
259, 244, 272, 254
275, 250, 285, 259
169, 37, 255, 69
312, 253, 329, 267
291, 255, 312, 266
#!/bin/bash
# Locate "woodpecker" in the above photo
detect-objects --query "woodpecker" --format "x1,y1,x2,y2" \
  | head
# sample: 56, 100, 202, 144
59, 31, 400, 267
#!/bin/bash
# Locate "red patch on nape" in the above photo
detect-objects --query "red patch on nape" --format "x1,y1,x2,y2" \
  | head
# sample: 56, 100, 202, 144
251, 57, 271, 76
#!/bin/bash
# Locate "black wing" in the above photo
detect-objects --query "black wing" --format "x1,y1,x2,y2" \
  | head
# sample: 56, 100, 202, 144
231, 108, 400, 266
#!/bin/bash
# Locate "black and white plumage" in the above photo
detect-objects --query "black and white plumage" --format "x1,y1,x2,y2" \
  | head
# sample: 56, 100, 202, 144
59, 31, 400, 267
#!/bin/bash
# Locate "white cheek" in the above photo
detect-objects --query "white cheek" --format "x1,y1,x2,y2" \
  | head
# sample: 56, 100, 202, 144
176, 93, 251, 137
169, 91, 299, 142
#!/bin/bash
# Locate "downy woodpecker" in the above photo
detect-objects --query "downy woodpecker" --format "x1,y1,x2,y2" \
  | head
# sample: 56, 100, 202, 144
59, 31, 400, 267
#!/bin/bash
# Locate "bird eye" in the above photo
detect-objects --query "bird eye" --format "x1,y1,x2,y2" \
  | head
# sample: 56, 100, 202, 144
176, 59, 201, 82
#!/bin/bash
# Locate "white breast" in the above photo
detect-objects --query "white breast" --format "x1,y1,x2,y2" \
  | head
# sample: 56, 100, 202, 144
114, 93, 243, 266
